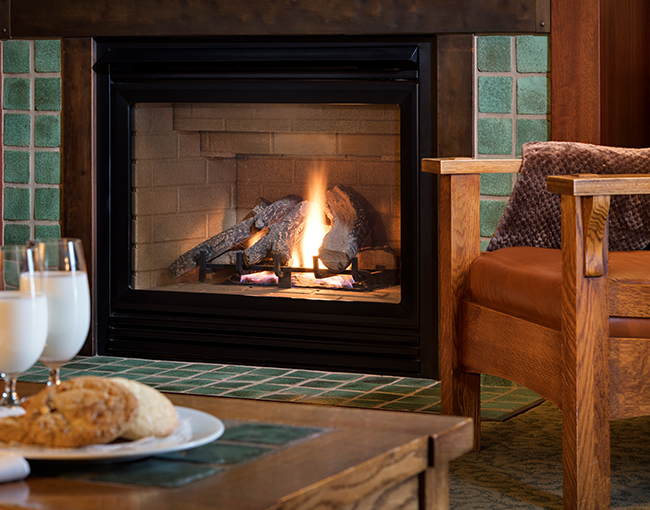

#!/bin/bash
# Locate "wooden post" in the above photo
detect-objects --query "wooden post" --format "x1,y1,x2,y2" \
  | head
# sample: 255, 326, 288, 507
560, 194, 611, 508
438, 173, 481, 449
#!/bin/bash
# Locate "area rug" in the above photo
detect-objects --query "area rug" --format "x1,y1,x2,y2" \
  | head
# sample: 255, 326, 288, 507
450, 401, 650, 509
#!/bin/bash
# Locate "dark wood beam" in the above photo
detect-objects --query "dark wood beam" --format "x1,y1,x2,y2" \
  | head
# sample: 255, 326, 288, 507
62, 38, 95, 355
9, 0, 545, 38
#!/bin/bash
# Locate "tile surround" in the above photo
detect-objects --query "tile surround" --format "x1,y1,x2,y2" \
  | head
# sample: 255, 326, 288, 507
1, 40, 62, 245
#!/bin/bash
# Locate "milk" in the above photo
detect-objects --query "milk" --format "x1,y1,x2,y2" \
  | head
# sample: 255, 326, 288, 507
0, 292, 48, 374
37, 271, 91, 363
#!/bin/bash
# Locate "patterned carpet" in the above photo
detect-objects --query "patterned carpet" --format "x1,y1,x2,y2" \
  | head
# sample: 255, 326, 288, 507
450, 401, 650, 509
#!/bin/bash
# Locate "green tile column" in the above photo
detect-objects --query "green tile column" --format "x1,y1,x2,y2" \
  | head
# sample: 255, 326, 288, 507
2, 40, 63, 245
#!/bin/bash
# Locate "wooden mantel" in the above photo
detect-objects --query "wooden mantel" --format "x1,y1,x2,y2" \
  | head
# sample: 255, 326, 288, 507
1, 0, 549, 38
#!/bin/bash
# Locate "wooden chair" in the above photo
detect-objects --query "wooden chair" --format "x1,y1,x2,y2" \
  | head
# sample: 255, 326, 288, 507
423, 142, 650, 509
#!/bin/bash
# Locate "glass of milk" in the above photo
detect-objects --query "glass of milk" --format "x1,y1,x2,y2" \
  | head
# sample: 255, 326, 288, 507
34, 238, 91, 386
0, 245, 48, 408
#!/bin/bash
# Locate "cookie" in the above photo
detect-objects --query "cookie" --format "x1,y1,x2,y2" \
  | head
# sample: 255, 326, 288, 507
0, 416, 27, 444
110, 378, 178, 440
20, 376, 139, 448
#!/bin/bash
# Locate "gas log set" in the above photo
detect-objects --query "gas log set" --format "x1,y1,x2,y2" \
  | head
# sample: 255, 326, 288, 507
168, 184, 398, 291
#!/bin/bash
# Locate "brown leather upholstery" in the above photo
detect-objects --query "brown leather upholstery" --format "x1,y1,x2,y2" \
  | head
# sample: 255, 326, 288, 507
469, 246, 650, 338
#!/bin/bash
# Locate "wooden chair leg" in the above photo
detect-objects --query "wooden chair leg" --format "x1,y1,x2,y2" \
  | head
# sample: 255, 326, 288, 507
441, 371, 481, 451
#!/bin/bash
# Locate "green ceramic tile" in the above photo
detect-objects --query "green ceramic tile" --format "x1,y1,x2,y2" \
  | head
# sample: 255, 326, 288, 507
302, 396, 348, 405
480, 409, 509, 420
86, 459, 222, 488
339, 381, 384, 392
189, 372, 231, 381
160, 442, 271, 464
360, 392, 402, 402
380, 385, 421, 395
155, 384, 196, 392
396, 378, 436, 387
110, 372, 147, 381
477, 36, 511, 72
167, 378, 212, 387
17, 373, 47, 383
220, 424, 322, 445
394, 395, 438, 405
480, 199, 507, 237
4, 151, 30, 184
4, 114, 31, 147
481, 374, 515, 387
208, 382, 249, 390
478, 118, 512, 155
35, 40, 62, 73
34, 188, 60, 221
35, 225, 61, 242
319, 390, 363, 398
381, 401, 427, 411
318, 373, 363, 381
340, 399, 380, 408
149, 361, 187, 369
480, 240, 490, 252
413, 387, 441, 397
278, 387, 323, 396
3, 41, 30, 74
298, 379, 341, 389
121, 367, 161, 375
245, 384, 287, 393
3, 225, 30, 245
190, 387, 232, 396
478, 76, 512, 114
221, 389, 268, 398
494, 392, 539, 403
287, 370, 326, 378
267, 376, 306, 385
159, 369, 199, 378
508, 387, 541, 398
87, 364, 128, 373
421, 403, 442, 413
182, 363, 224, 371
4, 187, 30, 220
516, 35, 550, 73
517, 76, 550, 114
81, 356, 119, 364
34, 115, 61, 147
214, 365, 254, 374
112, 358, 155, 367
63, 362, 98, 370
228, 374, 268, 383
360, 376, 398, 384
480, 173, 514, 196
35, 78, 62, 111
137, 376, 177, 385
259, 393, 301, 401
249, 368, 291, 376
481, 401, 518, 410
3, 78, 31, 110
516, 119, 550, 156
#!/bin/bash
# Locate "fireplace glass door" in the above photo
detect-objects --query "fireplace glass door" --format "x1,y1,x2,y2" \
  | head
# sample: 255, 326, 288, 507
132, 102, 401, 305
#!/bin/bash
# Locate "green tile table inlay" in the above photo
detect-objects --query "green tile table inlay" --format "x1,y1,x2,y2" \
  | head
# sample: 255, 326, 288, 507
35, 40, 62, 73
4, 151, 30, 183
34, 115, 62, 147
516, 35, 550, 73
477, 36, 511, 72
478, 76, 512, 114
161, 442, 271, 465
478, 118, 512, 155
220, 424, 321, 445
34, 188, 61, 221
517, 76, 550, 115
3, 187, 31, 220
4, 224, 30, 245
4, 114, 31, 147
3, 41, 31, 74
3, 78, 31, 111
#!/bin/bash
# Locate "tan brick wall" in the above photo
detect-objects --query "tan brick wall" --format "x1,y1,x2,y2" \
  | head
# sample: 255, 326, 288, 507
132, 103, 401, 289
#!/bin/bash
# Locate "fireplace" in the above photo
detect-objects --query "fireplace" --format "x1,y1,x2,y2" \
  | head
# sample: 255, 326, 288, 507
93, 39, 436, 377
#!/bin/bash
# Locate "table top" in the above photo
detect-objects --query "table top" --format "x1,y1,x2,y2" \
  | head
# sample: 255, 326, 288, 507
1, 382, 473, 510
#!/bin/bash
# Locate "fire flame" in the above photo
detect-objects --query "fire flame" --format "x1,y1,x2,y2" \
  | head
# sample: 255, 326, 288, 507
292, 167, 330, 268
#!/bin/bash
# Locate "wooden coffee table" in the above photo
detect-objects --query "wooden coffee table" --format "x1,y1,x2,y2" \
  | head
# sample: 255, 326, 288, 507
3, 383, 473, 510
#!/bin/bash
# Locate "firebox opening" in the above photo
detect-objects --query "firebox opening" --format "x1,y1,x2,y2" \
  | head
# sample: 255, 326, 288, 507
132, 102, 402, 304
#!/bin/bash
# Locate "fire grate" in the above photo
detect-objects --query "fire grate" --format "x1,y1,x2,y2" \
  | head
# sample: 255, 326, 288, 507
198, 250, 398, 292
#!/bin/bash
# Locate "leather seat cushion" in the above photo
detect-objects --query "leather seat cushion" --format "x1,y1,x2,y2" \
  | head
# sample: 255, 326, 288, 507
469, 246, 650, 338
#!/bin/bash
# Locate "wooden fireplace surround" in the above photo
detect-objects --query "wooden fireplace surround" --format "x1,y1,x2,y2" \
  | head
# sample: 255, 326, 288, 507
1, 0, 647, 356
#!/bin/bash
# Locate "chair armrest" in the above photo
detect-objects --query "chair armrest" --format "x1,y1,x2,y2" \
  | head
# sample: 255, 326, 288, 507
547, 174, 650, 196
422, 158, 522, 175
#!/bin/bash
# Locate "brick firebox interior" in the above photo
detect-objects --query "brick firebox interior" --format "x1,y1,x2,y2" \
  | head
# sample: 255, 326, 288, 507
131, 102, 401, 294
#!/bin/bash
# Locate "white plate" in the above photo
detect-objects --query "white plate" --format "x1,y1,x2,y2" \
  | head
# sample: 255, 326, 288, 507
0, 406, 224, 462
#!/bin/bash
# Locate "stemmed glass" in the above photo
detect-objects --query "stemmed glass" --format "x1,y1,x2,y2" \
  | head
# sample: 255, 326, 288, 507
0, 245, 48, 410
35, 238, 91, 386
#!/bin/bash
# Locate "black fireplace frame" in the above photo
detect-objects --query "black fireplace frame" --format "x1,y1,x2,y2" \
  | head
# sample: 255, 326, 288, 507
93, 38, 437, 378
